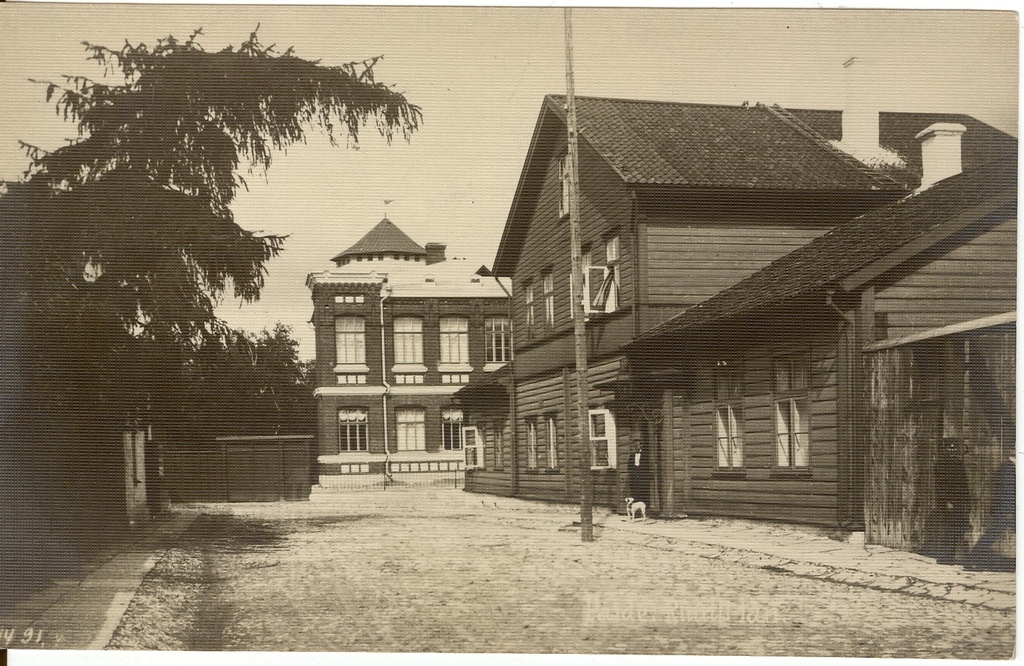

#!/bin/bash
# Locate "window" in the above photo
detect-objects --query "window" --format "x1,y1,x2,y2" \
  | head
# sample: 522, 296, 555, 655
572, 247, 591, 319
334, 295, 365, 304
588, 409, 617, 469
543, 272, 555, 327
558, 152, 571, 218
525, 282, 535, 331
463, 426, 482, 468
335, 317, 365, 364
485, 316, 511, 363
526, 420, 539, 469
393, 317, 423, 364
441, 373, 470, 384
546, 415, 558, 469
774, 356, 810, 468
442, 409, 463, 450
337, 374, 367, 385
396, 408, 426, 451
439, 317, 469, 364
714, 363, 744, 469
394, 374, 424, 385
593, 236, 620, 313
338, 409, 368, 452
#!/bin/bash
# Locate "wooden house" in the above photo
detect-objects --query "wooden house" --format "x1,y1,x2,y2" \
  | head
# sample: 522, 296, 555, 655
458, 94, 1015, 530
627, 154, 1015, 559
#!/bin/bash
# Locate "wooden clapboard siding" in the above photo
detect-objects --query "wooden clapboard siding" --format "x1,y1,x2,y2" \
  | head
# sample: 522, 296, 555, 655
465, 470, 514, 496
666, 390, 691, 514
678, 329, 842, 525
515, 373, 565, 481
512, 132, 633, 353
553, 358, 629, 508
461, 420, 515, 496
874, 217, 1016, 340
644, 222, 829, 308
517, 471, 568, 502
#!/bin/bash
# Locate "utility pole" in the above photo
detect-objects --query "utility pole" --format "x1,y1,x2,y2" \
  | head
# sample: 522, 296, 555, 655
565, 7, 593, 543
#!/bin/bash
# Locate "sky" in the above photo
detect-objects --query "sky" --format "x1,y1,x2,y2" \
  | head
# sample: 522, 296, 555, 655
0, 5, 1018, 360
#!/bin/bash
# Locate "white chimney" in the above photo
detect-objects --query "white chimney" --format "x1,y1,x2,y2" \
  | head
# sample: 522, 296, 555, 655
915, 123, 966, 189
841, 56, 879, 158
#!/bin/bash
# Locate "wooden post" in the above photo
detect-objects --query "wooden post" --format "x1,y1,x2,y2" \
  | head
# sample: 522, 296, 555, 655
565, 7, 593, 542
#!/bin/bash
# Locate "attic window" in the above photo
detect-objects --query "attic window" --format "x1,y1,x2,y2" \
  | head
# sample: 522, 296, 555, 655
425, 276, 435, 283
558, 152, 571, 219
470, 277, 481, 283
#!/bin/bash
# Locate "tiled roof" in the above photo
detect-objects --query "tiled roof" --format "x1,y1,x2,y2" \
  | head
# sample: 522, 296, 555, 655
546, 96, 902, 190
635, 157, 1018, 344
331, 217, 426, 263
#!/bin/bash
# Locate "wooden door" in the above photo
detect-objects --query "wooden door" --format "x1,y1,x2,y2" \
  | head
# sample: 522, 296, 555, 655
123, 428, 149, 525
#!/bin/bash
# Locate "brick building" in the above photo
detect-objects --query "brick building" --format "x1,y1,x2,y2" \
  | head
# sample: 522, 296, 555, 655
306, 218, 509, 481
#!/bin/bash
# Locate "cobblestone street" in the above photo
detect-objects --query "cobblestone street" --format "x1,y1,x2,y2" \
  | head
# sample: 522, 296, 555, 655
108, 486, 1014, 657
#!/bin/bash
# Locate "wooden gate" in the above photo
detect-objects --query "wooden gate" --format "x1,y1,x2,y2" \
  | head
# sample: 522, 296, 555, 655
864, 326, 1015, 556
167, 435, 314, 503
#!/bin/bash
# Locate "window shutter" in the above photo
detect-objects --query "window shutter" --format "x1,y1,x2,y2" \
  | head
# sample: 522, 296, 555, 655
730, 407, 743, 468
462, 426, 480, 468
716, 409, 729, 467
605, 411, 617, 468
775, 401, 791, 467
793, 399, 810, 467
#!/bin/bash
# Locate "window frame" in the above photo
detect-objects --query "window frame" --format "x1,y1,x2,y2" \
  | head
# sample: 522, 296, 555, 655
593, 236, 621, 313
526, 419, 539, 469
334, 316, 366, 365
545, 414, 558, 470
542, 271, 555, 328
524, 281, 535, 332
442, 409, 464, 451
714, 363, 745, 470
558, 152, 571, 219
393, 316, 424, 365
337, 408, 369, 453
587, 408, 617, 470
484, 316, 512, 364
395, 407, 427, 452
772, 355, 811, 470
439, 317, 470, 365
462, 425, 483, 469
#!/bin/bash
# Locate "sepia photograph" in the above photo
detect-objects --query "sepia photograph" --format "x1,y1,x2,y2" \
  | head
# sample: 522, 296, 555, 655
0, 3, 1017, 662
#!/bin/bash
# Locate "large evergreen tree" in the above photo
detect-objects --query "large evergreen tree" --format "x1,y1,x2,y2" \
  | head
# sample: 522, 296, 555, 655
0, 28, 419, 595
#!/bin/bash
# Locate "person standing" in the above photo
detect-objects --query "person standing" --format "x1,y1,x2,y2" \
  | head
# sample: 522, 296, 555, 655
967, 455, 1016, 571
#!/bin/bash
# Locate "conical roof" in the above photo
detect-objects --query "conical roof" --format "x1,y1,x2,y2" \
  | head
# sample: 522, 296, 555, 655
331, 217, 426, 264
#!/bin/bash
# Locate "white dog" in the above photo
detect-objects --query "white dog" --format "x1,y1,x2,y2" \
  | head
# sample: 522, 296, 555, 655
625, 497, 647, 521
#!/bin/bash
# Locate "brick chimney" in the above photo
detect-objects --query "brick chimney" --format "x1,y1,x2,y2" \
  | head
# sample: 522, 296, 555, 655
915, 123, 967, 189
425, 243, 447, 265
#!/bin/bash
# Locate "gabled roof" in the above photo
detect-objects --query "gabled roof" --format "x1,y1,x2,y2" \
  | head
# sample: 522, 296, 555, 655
331, 217, 426, 263
545, 95, 901, 190
634, 156, 1018, 345
492, 95, 1016, 276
